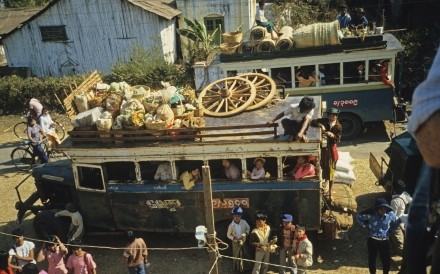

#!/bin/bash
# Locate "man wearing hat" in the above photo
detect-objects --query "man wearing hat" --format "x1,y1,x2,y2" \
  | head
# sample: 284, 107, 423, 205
311, 108, 342, 198
278, 214, 296, 274
350, 8, 368, 29
227, 206, 251, 273
247, 158, 266, 179
356, 198, 401, 274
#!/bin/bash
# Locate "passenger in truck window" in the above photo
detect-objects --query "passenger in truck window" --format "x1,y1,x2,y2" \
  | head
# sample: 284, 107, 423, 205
154, 162, 172, 181
293, 156, 316, 180
246, 158, 266, 179
180, 168, 201, 190
222, 159, 241, 179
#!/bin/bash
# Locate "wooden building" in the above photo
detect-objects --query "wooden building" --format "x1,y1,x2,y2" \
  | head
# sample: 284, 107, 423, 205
1, 0, 181, 77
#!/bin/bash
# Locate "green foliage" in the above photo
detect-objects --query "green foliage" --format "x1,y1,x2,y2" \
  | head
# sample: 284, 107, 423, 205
177, 18, 219, 61
104, 44, 193, 89
0, 74, 85, 115
395, 24, 440, 100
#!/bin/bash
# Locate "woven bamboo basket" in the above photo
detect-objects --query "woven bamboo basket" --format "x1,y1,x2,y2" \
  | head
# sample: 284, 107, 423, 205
293, 20, 340, 48
145, 121, 167, 130
250, 26, 267, 42
220, 42, 240, 54
238, 41, 256, 54
131, 85, 151, 101
256, 39, 276, 53
222, 31, 243, 44
275, 26, 294, 51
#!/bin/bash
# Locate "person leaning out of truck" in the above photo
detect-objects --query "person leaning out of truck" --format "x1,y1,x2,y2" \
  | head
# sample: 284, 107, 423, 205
246, 158, 266, 179
179, 168, 201, 190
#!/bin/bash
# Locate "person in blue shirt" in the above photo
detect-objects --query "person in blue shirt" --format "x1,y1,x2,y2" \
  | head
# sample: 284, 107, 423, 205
356, 198, 401, 274
336, 5, 351, 29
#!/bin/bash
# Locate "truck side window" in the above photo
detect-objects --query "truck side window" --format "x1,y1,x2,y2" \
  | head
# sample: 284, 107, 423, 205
106, 162, 136, 183
77, 166, 104, 190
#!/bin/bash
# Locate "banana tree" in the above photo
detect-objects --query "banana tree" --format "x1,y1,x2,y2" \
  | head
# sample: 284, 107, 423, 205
177, 18, 219, 61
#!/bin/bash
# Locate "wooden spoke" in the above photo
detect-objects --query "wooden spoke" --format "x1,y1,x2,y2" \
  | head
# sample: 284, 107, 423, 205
239, 73, 277, 111
198, 77, 256, 117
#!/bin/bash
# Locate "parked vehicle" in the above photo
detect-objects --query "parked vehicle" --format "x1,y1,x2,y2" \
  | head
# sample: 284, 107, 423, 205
195, 33, 406, 139
15, 96, 333, 241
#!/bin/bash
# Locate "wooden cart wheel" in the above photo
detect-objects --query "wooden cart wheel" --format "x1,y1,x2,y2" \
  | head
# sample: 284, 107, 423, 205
239, 73, 277, 111
198, 77, 257, 117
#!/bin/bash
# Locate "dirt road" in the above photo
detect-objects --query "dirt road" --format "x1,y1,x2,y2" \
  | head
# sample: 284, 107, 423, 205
0, 114, 406, 274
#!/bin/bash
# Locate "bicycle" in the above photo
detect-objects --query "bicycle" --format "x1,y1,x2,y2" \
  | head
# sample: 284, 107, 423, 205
13, 111, 66, 140
10, 138, 66, 172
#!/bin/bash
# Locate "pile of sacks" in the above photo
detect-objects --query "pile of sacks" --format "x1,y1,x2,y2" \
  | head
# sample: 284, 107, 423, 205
334, 151, 356, 186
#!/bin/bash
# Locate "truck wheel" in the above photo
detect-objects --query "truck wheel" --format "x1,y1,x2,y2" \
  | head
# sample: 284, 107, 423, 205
338, 113, 362, 140
33, 210, 69, 242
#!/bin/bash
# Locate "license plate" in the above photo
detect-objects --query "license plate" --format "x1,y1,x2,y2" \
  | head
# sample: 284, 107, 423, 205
212, 198, 249, 209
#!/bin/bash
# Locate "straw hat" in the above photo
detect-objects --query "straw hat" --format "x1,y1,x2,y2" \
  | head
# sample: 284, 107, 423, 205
254, 157, 266, 165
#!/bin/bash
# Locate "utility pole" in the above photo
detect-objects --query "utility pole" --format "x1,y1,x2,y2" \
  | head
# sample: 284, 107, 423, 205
202, 166, 219, 274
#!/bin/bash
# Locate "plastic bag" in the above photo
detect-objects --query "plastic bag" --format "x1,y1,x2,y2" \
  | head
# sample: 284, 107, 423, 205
156, 103, 174, 125
159, 81, 177, 103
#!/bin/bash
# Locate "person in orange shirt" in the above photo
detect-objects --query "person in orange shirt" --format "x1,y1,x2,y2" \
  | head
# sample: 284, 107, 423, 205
293, 156, 316, 180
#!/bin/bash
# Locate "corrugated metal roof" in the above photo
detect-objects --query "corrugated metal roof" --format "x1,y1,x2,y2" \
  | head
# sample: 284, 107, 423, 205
0, 7, 43, 37
1, 0, 180, 39
127, 0, 181, 20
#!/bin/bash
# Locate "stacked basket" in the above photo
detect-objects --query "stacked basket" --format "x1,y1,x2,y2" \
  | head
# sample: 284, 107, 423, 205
220, 31, 242, 54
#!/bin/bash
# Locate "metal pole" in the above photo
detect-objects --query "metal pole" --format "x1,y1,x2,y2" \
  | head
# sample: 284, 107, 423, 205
202, 166, 219, 274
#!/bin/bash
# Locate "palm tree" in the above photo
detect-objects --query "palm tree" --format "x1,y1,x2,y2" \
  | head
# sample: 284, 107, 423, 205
177, 18, 219, 61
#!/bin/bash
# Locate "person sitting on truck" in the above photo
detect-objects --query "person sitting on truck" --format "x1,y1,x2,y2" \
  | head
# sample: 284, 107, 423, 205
268, 96, 315, 142
295, 70, 319, 88
246, 158, 266, 179
293, 156, 316, 180
336, 5, 351, 29
377, 59, 395, 89
179, 168, 201, 190
349, 8, 368, 29
55, 203, 84, 244
255, 1, 280, 40
154, 162, 173, 181
222, 159, 241, 179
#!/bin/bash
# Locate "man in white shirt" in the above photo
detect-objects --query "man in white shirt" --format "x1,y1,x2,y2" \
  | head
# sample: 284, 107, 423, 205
389, 180, 412, 256
8, 228, 37, 273
55, 203, 84, 244
268, 97, 315, 142
256, 1, 279, 40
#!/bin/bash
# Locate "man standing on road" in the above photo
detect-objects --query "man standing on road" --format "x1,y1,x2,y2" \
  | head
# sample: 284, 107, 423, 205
356, 198, 400, 274
278, 214, 296, 274
123, 231, 149, 274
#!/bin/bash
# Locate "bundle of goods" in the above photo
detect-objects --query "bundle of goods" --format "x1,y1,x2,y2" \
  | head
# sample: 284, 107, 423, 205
330, 183, 357, 213
250, 26, 268, 42
256, 38, 276, 53
292, 20, 340, 48
238, 41, 256, 54
221, 28, 243, 55
68, 77, 204, 137
275, 26, 294, 51
334, 151, 356, 186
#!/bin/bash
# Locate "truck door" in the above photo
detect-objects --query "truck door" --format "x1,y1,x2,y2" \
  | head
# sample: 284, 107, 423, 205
73, 164, 115, 230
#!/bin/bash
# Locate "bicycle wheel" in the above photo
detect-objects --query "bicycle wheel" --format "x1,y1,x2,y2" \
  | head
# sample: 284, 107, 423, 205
13, 122, 28, 140
53, 121, 66, 140
11, 147, 36, 171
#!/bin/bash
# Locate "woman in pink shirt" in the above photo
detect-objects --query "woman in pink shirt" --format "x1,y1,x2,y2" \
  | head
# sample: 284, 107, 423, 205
37, 235, 68, 274
66, 240, 97, 274
293, 156, 316, 180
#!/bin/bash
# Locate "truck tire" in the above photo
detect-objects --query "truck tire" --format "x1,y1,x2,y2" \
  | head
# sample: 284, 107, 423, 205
33, 210, 69, 242
338, 113, 362, 140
